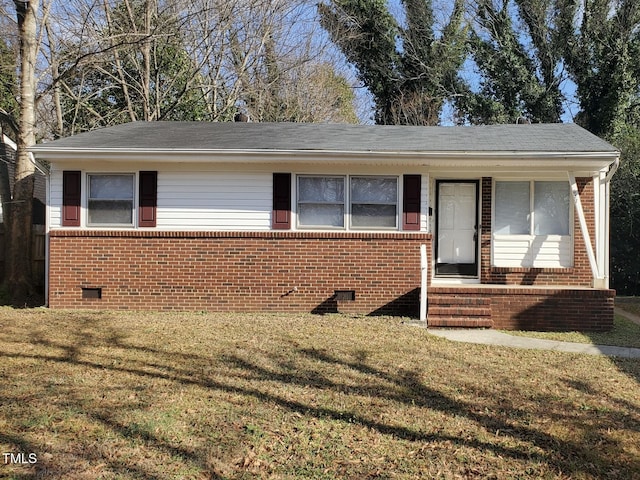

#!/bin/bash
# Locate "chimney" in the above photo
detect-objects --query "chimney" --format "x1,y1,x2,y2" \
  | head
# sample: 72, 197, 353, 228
234, 112, 249, 122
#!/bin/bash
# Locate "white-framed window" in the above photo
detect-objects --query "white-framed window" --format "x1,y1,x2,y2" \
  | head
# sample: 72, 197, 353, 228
494, 181, 570, 236
493, 180, 572, 268
296, 175, 399, 230
297, 176, 345, 228
87, 173, 135, 226
350, 176, 398, 229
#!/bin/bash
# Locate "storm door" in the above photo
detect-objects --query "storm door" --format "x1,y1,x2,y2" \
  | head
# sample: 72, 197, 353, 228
435, 180, 479, 276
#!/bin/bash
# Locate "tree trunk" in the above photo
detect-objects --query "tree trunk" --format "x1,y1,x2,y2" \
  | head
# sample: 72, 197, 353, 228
7, 0, 39, 302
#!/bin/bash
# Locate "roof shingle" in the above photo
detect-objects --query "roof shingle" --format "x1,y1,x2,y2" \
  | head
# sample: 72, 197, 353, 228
31, 121, 617, 154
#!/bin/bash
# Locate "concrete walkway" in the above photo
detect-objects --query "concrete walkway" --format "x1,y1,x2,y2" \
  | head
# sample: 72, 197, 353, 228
418, 305, 640, 358
427, 329, 640, 358
615, 306, 640, 327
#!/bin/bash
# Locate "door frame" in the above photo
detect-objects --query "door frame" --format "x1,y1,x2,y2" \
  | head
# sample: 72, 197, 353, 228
434, 179, 480, 277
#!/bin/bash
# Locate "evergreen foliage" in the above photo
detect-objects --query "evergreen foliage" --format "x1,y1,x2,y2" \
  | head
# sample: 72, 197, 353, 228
457, 0, 563, 124
318, 0, 466, 125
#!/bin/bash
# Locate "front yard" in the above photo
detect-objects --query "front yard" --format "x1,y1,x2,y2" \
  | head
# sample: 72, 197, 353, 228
1, 308, 639, 479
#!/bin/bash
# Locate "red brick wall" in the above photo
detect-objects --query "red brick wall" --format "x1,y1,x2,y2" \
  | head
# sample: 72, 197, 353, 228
480, 176, 596, 286
48, 231, 432, 314
47, 176, 611, 330
430, 286, 615, 332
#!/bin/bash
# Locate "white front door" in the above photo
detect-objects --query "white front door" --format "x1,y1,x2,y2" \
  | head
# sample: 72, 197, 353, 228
436, 181, 478, 276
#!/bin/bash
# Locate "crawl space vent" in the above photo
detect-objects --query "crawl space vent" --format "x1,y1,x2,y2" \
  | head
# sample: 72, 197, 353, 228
82, 287, 102, 299
334, 290, 356, 301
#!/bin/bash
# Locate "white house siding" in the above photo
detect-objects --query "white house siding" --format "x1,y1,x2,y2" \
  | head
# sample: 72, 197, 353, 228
157, 170, 271, 230
49, 169, 63, 228
48, 167, 271, 230
48, 164, 430, 232
492, 235, 572, 268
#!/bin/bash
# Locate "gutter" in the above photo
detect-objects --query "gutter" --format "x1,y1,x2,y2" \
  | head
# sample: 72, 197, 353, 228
28, 147, 619, 170
605, 157, 620, 183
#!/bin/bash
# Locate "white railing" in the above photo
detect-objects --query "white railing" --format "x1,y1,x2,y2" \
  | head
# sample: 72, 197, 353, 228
420, 244, 427, 323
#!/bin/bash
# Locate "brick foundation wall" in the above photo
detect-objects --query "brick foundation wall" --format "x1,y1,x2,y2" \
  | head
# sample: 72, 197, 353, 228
429, 286, 615, 332
48, 231, 432, 314
480, 177, 596, 286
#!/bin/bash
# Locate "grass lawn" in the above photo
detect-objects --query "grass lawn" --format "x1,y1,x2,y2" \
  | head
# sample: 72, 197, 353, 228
507, 314, 640, 349
617, 296, 640, 317
1, 309, 639, 479
506, 297, 640, 348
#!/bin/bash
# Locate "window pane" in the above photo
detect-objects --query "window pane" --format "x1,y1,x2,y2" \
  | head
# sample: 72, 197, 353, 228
88, 200, 133, 224
495, 182, 530, 234
90, 175, 134, 200
88, 174, 134, 225
352, 204, 397, 227
534, 181, 570, 235
351, 177, 397, 203
298, 177, 344, 203
298, 204, 344, 227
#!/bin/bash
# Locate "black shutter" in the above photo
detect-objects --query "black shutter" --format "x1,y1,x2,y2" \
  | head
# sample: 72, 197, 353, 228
272, 173, 291, 229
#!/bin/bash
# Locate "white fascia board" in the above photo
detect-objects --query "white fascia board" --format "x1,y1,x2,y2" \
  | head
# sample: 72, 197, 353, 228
30, 147, 618, 169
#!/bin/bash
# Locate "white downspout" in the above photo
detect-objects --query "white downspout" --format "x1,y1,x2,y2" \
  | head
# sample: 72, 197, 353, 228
45, 166, 50, 307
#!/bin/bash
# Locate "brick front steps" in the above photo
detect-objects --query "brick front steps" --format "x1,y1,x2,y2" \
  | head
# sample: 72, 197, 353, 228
427, 286, 615, 332
427, 295, 493, 328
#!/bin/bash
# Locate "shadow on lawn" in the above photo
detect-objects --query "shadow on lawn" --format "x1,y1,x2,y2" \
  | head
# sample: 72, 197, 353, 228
1, 314, 639, 478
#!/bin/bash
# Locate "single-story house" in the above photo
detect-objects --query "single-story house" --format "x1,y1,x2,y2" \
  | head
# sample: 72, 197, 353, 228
31, 121, 619, 331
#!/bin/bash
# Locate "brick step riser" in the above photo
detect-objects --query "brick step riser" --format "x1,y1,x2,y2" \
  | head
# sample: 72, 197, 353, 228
427, 296, 491, 307
427, 317, 493, 328
428, 306, 491, 317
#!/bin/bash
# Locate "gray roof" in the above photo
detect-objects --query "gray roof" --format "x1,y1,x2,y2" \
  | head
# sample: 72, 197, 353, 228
31, 121, 617, 154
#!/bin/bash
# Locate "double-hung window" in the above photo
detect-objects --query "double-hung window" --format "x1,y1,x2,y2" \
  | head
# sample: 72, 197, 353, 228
87, 174, 135, 226
350, 176, 398, 228
296, 175, 399, 230
493, 180, 571, 267
297, 176, 345, 228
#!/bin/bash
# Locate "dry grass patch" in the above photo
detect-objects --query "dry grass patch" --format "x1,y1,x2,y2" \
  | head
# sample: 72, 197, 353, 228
506, 314, 640, 349
0, 308, 639, 479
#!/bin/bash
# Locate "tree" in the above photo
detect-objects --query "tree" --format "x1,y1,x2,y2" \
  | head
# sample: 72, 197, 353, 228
556, 0, 640, 140
0, 36, 18, 118
0, 36, 18, 229
318, 0, 467, 125
5, 0, 39, 301
610, 126, 640, 295
457, 0, 564, 124
554, 0, 640, 293
57, 0, 209, 134
54, 0, 356, 131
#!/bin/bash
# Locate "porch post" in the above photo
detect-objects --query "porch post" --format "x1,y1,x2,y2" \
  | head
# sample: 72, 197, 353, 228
597, 171, 608, 287
420, 244, 427, 322
568, 173, 602, 287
